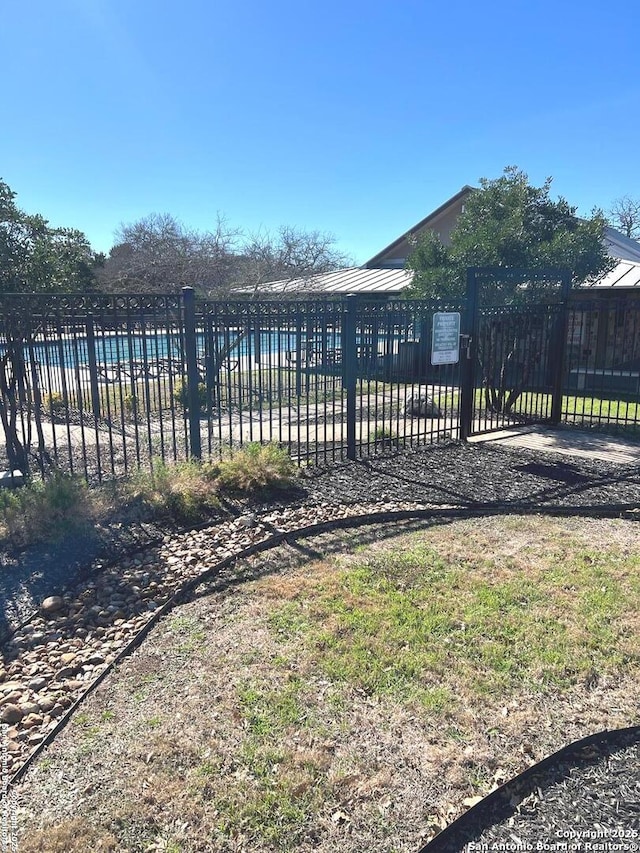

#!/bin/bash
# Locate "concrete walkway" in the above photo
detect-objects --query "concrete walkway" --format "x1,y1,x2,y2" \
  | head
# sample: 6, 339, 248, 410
468, 425, 640, 465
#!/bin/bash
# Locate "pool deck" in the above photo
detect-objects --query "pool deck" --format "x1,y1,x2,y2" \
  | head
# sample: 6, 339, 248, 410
468, 425, 640, 465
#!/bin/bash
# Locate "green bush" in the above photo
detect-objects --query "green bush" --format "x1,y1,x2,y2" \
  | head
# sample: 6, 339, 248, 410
122, 392, 138, 419
216, 443, 296, 494
172, 379, 207, 412
370, 426, 396, 445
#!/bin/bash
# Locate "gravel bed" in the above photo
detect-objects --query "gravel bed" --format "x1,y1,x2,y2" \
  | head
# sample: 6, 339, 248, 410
0, 521, 166, 645
1, 440, 639, 641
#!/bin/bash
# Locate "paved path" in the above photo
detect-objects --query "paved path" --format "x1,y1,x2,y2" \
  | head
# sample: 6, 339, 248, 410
468, 425, 640, 465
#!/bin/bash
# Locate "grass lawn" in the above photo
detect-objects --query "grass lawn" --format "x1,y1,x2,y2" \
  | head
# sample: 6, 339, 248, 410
14, 515, 640, 852
510, 391, 640, 435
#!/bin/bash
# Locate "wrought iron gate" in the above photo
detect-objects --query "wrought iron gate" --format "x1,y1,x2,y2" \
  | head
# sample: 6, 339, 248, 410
460, 268, 572, 439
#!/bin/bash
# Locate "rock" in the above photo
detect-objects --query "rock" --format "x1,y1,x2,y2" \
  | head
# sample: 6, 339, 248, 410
18, 702, 40, 717
27, 732, 46, 745
60, 653, 77, 665
0, 704, 23, 724
21, 713, 44, 728
37, 696, 57, 713
0, 682, 27, 695
56, 665, 82, 679
404, 394, 442, 418
41, 596, 65, 614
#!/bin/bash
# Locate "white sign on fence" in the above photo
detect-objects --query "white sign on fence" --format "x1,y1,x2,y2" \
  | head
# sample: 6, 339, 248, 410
431, 312, 461, 365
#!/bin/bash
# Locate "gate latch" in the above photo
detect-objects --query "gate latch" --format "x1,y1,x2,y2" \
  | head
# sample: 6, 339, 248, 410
459, 334, 473, 358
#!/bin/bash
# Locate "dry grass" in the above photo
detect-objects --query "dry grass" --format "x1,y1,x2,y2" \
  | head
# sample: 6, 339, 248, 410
0, 471, 99, 545
125, 458, 222, 524
14, 515, 640, 852
0, 445, 298, 545
215, 442, 297, 493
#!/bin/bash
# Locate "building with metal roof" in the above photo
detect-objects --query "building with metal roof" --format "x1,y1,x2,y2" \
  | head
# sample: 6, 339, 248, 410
262, 187, 640, 296
260, 266, 412, 295
584, 258, 640, 290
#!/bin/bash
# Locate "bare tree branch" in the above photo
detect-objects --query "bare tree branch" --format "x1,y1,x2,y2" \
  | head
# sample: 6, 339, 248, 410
237, 225, 351, 295
608, 195, 640, 239
99, 217, 351, 297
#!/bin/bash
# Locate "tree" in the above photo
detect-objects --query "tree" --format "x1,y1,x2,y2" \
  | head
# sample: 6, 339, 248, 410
0, 179, 102, 294
0, 179, 103, 473
407, 167, 615, 417
98, 213, 240, 296
608, 195, 640, 239
99, 216, 350, 297
407, 166, 613, 303
237, 225, 351, 294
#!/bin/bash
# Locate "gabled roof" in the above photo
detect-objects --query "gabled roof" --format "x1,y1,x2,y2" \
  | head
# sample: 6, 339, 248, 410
364, 185, 475, 268
603, 226, 640, 262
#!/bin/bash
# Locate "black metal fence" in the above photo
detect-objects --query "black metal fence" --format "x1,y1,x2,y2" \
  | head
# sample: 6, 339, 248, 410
564, 296, 640, 434
182, 293, 464, 466
0, 291, 463, 481
0, 289, 637, 482
469, 302, 566, 435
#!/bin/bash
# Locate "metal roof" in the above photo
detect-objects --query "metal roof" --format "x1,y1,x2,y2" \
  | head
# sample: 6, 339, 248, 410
260, 266, 413, 294
259, 215, 640, 296
587, 259, 640, 289
262, 258, 640, 295
603, 227, 640, 262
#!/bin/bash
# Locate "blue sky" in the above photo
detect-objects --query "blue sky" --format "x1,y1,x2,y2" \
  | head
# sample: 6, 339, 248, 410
3, 0, 640, 264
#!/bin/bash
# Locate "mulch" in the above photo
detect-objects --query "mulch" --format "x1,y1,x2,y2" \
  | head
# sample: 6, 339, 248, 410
298, 440, 640, 510
421, 727, 640, 851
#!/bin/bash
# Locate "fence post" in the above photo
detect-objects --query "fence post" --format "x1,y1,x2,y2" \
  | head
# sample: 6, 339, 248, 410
460, 268, 479, 441
182, 286, 202, 460
343, 294, 358, 460
550, 270, 572, 425
85, 315, 101, 422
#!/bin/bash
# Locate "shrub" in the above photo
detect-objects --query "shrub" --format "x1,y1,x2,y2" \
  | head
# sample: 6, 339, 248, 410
127, 458, 219, 523
215, 443, 296, 494
172, 379, 207, 412
42, 391, 67, 414
123, 391, 145, 419
0, 471, 92, 545
370, 426, 397, 446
